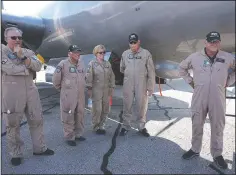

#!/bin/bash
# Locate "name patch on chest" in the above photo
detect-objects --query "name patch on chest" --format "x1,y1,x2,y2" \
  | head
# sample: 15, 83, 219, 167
128, 54, 142, 59
77, 69, 84, 73
8, 53, 17, 60
215, 58, 225, 63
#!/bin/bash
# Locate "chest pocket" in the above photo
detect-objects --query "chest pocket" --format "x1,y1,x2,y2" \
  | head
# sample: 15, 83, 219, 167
93, 63, 103, 81
77, 68, 84, 73
213, 58, 228, 74
126, 53, 135, 64
7, 52, 21, 65
104, 64, 109, 71
8, 53, 17, 60
193, 59, 210, 73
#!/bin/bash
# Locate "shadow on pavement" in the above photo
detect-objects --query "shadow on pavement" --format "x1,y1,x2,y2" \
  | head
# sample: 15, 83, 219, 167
109, 131, 232, 174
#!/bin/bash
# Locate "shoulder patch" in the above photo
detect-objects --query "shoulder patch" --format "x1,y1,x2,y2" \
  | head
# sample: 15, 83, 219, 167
56, 66, 62, 73
87, 65, 92, 73
31, 55, 38, 61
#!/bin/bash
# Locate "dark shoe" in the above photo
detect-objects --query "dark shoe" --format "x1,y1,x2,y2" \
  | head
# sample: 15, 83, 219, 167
100, 129, 106, 134
96, 129, 106, 135
214, 155, 228, 169
33, 148, 55, 155
75, 136, 86, 141
182, 149, 199, 160
119, 128, 128, 136
11, 158, 21, 166
66, 140, 76, 146
139, 128, 150, 137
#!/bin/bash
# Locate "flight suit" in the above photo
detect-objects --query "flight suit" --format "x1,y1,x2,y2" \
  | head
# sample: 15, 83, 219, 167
120, 47, 155, 130
1, 44, 47, 158
52, 58, 85, 141
179, 49, 235, 158
85, 59, 115, 131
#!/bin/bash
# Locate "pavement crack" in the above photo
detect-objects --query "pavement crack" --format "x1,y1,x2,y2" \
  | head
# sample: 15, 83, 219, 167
101, 110, 123, 175
153, 95, 171, 120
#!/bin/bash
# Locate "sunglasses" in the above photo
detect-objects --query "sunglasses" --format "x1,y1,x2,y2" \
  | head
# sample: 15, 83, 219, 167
71, 51, 81, 54
129, 41, 137, 45
98, 51, 106, 55
208, 41, 220, 44
10, 36, 22, 40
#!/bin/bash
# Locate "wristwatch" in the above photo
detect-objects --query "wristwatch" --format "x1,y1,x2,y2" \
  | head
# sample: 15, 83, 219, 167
21, 56, 28, 61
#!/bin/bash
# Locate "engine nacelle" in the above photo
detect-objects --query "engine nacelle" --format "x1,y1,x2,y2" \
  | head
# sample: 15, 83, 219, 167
1, 11, 45, 51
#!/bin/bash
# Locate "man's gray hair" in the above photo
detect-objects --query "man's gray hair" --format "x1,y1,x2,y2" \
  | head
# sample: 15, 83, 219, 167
4, 27, 23, 38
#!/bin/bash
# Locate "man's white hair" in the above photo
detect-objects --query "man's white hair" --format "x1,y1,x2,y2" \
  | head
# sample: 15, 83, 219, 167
4, 27, 23, 38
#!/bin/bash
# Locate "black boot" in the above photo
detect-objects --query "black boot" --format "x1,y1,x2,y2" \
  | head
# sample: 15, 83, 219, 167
182, 149, 199, 160
214, 155, 228, 169
75, 136, 86, 141
119, 128, 128, 136
33, 148, 55, 155
65, 140, 76, 146
96, 129, 106, 135
11, 157, 21, 166
139, 128, 150, 137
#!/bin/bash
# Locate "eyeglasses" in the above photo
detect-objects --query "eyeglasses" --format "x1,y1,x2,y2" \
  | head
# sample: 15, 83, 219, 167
98, 51, 106, 55
129, 41, 137, 45
71, 51, 81, 54
208, 41, 220, 44
10, 36, 22, 40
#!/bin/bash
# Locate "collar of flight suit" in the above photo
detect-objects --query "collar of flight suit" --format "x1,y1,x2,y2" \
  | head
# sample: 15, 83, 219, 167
68, 57, 79, 66
129, 47, 143, 54
200, 49, 223, 59
95, 58, 107, 66
3, 44, 14, 54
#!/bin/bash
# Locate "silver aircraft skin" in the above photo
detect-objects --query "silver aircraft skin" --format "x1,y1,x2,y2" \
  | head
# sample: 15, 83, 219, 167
1, 1, 235, 81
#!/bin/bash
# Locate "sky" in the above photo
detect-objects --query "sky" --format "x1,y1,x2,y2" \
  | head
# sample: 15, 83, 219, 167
2, 1, 53, 16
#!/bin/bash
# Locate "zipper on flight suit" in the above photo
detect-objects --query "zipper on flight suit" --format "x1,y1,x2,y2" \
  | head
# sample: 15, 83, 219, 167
103, 62, 106, 98
133, 53, 136, 96
205, 56, 216, 108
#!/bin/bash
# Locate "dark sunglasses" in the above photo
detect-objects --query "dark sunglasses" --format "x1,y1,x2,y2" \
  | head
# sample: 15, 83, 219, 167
208, 40, 220, 44
129, 41, 137, 45
10, 36, 22, 40
98, 51, 106, 55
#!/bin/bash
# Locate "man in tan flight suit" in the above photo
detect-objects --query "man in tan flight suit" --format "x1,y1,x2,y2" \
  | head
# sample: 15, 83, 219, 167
119, 33, 156, 137
1, 27, 54, 166
179, 31, 235, 169
85, 45, 115, 134
52, 45, 86, 146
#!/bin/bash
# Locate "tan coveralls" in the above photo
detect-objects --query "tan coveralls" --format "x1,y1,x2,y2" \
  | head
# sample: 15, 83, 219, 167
85, 59, 115, 131
179, 49, 235, 158
1, 44, 47, 158
120, 47, 155, 130
52, 58, 85, 141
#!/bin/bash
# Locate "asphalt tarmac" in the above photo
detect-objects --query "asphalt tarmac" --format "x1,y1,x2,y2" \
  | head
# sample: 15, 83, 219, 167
1, 71, 235, 174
